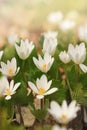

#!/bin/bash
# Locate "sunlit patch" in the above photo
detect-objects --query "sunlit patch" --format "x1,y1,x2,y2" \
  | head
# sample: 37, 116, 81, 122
5, 89, 11, 96
42, 64, 46, 70
39, 87, 46, 95
8, 68, 13, 75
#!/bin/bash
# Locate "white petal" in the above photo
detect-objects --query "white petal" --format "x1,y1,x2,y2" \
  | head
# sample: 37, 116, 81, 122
0, 51, 3, 60
28, 82, 38, 93
10, 80, 14, 91
5, 95, 11, 100
50, 101, 61, 112
36, 95, 44, 99
12, 82, 21, 92
16, 67, 20, 74
79, 64, 87, 73
44, 88, 58, 95
11, 57, 16, 71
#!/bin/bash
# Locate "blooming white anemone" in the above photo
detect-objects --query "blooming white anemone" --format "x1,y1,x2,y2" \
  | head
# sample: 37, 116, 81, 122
28, 75, 58, 99
59, 19, 76, 31
68, 42, 86, 64
48, 100, 80, 124
15, 39, 34, 60
42, 31, 58, 56
78, 24, 87, 41
0, 57, 20, 77
59, 51, 71, 64
1, 77, 20, 100
8, 33, 19, 45
0, 50, 3, 60
47, 11, 63, 24
33, 53, 54, 73
52, 125, 72, 130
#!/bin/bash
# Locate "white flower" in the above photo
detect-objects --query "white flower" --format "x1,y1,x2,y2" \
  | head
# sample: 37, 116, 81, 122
0, 50, 3, 60
59, 51, 71, 64
42, 31, 58, 55
0, 57, 20, 77
59, 19, 76, 31
43, 31, 58, 39
15, 39, 34, 60
8, 33, 19, 45
47, 11, 63, 24
0, 76, 7, 97
2, 77, 20, 100
33, 53, 54, 73
52, 125, 73, 130
68, 42, 86, 64
28, 75, 58, 99
78, 24, 87, 41
48, 100, 80, 124
79, 64, 87, 73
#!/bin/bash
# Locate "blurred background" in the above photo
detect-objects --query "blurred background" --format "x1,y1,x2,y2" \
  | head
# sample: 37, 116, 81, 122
0, 0, 87, 47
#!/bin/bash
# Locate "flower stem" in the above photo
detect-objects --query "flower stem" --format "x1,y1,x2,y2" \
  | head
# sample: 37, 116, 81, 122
75, 64, 79, 82
41, 98, 44, 110
17, 105, 24, 125
64, 65, 72, 100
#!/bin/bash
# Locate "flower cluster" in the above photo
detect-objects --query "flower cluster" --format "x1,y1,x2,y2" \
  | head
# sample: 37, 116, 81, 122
0, 30, 86, 130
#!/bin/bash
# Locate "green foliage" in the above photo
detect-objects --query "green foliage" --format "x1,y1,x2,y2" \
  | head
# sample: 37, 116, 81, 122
29, 99, 49, 121
2, 45, 16, 62
46, 79, 68, 103
35, 125, 51, 130
0, 107, 25, 130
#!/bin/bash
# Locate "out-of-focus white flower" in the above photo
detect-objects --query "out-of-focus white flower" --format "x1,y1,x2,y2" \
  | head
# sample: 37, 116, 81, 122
0, 76, 7, 97
78, 24, 87, 41
28, 75, 58, 99
1, 77, 20, 100
15, 39, 34, 60
48, 100, 80, 124
43, 31, 58, 39
33, 53, 54, 73
59, 19, 76, 31
52, 125, 73, 130
66, 11, 78, 20
0, 57, 20, 77
47, 11, 63, 24
0, 50, 3, 60
59, 51, 71, 64
42, 31, 58, 55
79, 64, 87, 73
8, 33, 19, 45
68, 43, 86, 64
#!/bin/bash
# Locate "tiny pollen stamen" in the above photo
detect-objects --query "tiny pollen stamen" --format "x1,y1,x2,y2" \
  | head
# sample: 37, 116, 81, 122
42, 64, 46, 70
39, 87, 46, 95
61, 114, 67, 120
8, 68, 13, 74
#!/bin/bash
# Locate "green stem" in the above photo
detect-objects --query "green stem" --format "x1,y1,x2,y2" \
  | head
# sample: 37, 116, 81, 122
75, 64, 79, 82
17, 105, 24, 125
64, 65, 72, 100
40, 98, 44, 110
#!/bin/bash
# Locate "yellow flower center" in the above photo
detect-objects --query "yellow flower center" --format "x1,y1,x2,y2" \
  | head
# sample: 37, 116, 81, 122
39, 88, 46, 95
42, 64, 46, 70
8, 68, 13, 75
5, 89, 11, 96
61, 114, 67, 120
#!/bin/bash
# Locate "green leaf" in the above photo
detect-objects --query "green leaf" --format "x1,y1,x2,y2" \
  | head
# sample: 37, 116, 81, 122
46, 80, 68, 104
2, 46, 16, 62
